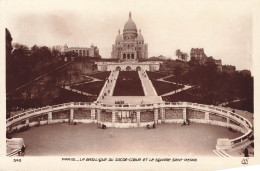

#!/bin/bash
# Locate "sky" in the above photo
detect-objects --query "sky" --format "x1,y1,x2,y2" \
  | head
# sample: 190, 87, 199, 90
3, 0, 254, 71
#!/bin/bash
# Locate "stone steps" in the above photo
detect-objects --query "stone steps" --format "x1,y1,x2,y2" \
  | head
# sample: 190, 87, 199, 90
213, 149, 231, 157
138, 71, 158, 96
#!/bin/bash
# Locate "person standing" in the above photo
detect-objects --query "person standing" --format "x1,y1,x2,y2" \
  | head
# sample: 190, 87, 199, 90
244, 148, 249, 157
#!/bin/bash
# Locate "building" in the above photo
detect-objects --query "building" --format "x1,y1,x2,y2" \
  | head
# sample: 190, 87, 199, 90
207, 57, 222, 72
190, 48, 222, 72
190, 48, 207, 63
239, 70, 251, 77
223, 65, 236, 74
111, 12, 148, 60
96, 12, 160, 71
63, 44, 100, 57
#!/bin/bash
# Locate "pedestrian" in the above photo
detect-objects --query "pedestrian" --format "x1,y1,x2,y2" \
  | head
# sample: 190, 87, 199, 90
21, 145, 25, 156
244, 148, 249, 157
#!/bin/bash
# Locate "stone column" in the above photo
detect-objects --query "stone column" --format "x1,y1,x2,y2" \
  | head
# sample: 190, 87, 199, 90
112, 110, 116, 126
137, 111, 140, 127
154, 108, 158, 124
160, 108, 165, 123
97, 109, 101, 124
205, 112, 209, 120
70, 108, 74, 124
91, 109, 96, 120
48, 111, 52, 124
227, 118, 230, 123
26, 119, 29, 126
183, 108, 187, 121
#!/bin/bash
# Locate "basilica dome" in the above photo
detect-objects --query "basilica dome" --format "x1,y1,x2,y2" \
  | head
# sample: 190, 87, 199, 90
116, 30, 122, 42
137, 29, 144, 41
124, 12, 137, 31
123, 12, 138, 37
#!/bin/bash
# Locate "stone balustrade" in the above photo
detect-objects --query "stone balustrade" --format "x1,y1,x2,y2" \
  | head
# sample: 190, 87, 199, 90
6, 101, 253, 151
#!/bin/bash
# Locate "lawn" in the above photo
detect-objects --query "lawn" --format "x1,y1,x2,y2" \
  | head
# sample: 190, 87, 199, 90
151, 80, 184, 95
71, 81, 105, 95
113, 71, 144, 96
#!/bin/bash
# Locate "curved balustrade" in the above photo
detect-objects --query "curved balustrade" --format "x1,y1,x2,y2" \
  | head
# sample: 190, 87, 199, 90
6, 101, 253, 150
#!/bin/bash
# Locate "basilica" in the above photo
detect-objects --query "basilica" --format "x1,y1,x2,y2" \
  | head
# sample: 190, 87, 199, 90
96, 12, 160, 71
111, 12, 148, 60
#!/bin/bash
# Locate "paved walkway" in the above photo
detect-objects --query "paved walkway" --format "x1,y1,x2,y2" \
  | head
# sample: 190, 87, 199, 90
63, 86, 93, 96
157, 74, 174, 80
99, 96, 162, 105
82, 75, 103, 82
156, 77, 194, 97
218, 99, 247, 107
12, 123, 241, 156
161, 84, 193, 96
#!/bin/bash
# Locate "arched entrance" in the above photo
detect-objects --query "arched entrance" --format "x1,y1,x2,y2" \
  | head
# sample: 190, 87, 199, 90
115, 66, 121, 71
136, 66, 141, 71
126, 66, 131, 71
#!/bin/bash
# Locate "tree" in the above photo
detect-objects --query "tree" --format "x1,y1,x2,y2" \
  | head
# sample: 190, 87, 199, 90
173, 63, 184, 84
180, 53, 188, 62
175, 49, 181, 60
52, 46, 62, 59
6, 28, 13, 57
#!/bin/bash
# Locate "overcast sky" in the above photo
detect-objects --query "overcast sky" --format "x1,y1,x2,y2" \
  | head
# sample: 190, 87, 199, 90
3, 0, 253, 71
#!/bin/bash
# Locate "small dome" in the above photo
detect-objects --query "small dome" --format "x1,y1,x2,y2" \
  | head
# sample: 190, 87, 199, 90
116, 30, 122, 42
123, 12, 137, 31
137, 29, 144, 41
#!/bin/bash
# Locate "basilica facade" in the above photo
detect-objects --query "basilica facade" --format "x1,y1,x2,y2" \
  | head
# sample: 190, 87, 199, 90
111, 12, 148, 60
96, 12, 160, 71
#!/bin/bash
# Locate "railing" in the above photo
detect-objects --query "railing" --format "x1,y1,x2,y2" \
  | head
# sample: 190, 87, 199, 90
6, 101, 253, 148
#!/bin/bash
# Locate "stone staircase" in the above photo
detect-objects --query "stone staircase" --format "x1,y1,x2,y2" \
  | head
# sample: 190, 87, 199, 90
138, 71, 158, 96
213, 149, 231, 157
97, 71, 119, 102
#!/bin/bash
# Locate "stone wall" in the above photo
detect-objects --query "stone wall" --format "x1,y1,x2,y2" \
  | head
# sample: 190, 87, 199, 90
230, 119, 240, 126
29, 114, 48, 122
116, 111, 137, 123
187, 109, 205, 119
140, 110, 154, 122
52, 110, 70, 120
74, 109, 91, 119
100, 110, 112, 122
209, 113, 227, 122
165, 109, 183, 119
11, 120, 26, 127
